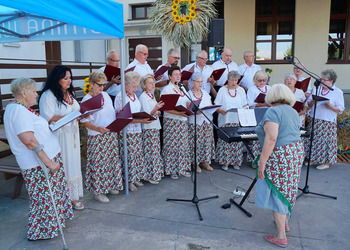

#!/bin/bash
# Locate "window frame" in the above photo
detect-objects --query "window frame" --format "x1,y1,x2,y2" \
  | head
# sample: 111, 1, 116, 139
255, 0, 295, 64
130, 4, 152, 20
327, 0, 350, 64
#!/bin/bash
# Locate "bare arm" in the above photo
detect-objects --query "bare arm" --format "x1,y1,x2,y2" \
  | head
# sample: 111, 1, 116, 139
258, 121, 278, 180
81, 121, 110, 134
18, 131, 59, 172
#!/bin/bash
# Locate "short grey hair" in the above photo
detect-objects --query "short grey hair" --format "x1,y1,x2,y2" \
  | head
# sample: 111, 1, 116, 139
125, 71, 141, 85
243, 51, 253, 58
253, 70, 268, 85
196, 50, 207, 58
167, 48, 179, 57
191, 72, 203, 81
284, 73, 297, 82
10, 78, 36, 98
321, 69, 337, 83
228, 70, 241, 80
265, 83, 296, 106
107, 50, 118, 58
136, 44, 147, 53
141, 74, 155, 91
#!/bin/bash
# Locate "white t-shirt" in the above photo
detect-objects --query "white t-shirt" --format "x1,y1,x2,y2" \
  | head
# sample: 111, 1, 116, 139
182, 62, 213, 94
81, 92, 116, 136
125, 59, 154, 97
139, 91, 161, 130
214, 86, 247, 127
211, 59, 239, 87
114, 92, 142, 133
307, 85, 345, 123
247, 85, 271, 108
238, 63, 262, 89
188, 90, 213, 125
161, 82, 190, 122
98, 66, 121, 97
4, 104, 61, 170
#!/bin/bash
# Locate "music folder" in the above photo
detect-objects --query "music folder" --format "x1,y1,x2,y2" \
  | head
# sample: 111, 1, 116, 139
80, 94, 102, 114
236, 107, 268, 134
174, 105, 194, 116
254, 93, 266, 103
158, 94, 180, 111
132, 112, 156, 120
107, 102, 132, 133
293, 101, 305, 112
211, 68, 226, 81
201, 104, 221, 114
125, 65, 136, 73
188, 99, 202, 113
312, 94, 329, 102
295, 77, 310, 93
154, 63, 171, 79
181, 64, 195, 81
103, 65, 120, 81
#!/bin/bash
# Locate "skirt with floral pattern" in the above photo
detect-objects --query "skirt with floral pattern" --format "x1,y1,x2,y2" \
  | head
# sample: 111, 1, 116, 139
142, 129, 164, 182
189, 122, 215, 165
162, 118, 191, 176
257, 141, 304, 213
247, 140, 261, 162
21, 153, 73, 240
85, 132, 123, 194
304, 118, 337, 165
119, 132, 146, 183
215, 123, 243, 166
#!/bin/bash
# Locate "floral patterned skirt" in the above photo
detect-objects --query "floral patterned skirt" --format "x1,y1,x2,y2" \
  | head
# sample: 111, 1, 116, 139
85, 132, 123, 194
304, 118, 337, 165
142, 129, 164, 181
247, 140, 261, 162
256, 141, 304, 213
21, 154, 73, 240
162, 118, 191, 175
119, 132, 145, 183
215, 123, 243, 166
189, 122, 215, 164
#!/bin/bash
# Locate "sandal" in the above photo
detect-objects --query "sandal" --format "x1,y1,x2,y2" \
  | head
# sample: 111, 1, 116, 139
264, 235, 287, 248
182, 172, 191, 177
72, 201, 84, 210
171, 174, 179, 180
129, 183, 138, 192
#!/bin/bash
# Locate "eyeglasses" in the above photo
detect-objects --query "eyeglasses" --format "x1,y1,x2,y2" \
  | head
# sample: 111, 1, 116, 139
170, 56, 180, 60
198, 57, 208, 61
108, 57, 120, 63
139, 51, 149, 56
92, 81, 106, 87
321, 78, 331, 82
256, 79, 267, 83
193, 80, 203, 83
245, 55, 255, 58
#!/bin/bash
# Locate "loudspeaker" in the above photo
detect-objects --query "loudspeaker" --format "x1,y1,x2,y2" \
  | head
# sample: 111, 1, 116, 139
208, 19, 224, 47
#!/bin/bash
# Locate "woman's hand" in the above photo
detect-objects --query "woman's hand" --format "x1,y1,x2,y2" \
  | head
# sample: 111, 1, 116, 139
308, 100, 315, 108
155, 101, 164, 110
217, 108, 227, 115
97, 126, 110, 134
324, 102, 340, 113
258, 163, 266, 180
47, 160, 60, 173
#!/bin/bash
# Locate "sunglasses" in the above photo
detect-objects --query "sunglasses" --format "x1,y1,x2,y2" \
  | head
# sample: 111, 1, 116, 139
92, 81, 106, 87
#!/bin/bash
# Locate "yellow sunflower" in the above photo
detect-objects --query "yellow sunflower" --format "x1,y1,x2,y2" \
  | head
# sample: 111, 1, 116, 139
189, 0, 196, 4
171, 4, 178, 11
172, 10, 177, 17
190, 6, 196, 11
190, 11, 196, 18
179, 18, 185, 25
185, 15, 191, 22
173, 0, 180, 4
174, 15, 181, 22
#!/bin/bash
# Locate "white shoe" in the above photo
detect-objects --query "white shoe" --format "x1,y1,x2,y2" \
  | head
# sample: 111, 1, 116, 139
316, 164, 329, 170
109, 189, 119, 195
94, 194, 110, 203
148, 180, 159, 185
129, 183, 138, 191
233, 165, 240, 170
222, 165, 228, 171
134, 181, 144, 187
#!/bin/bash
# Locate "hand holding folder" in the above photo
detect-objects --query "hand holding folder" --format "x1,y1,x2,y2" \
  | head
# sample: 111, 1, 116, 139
312, 94, 329, 102
211, 68, 226, 81
158, 94, 180, 111
154, 63, 171, 79
107, 102, 133, 133
295, 77, 310, 93
174, 105, 194, 116
132, 112, 156, 120
254, 93, 266, 103
181, 64, 195, 81
80, 94, 103, 114
104, 65, 121, 81
292, 101, 305, 113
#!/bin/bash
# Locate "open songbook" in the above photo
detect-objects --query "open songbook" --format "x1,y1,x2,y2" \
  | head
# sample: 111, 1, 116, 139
158, 94, 180, 111
104, 65, 136, 81
237, 109, 257, 127
295, 77, 311, 93
49, 94, 103, 131
181, 64, 195, 81
154, 63, 171, 79
106, 102, 133, 133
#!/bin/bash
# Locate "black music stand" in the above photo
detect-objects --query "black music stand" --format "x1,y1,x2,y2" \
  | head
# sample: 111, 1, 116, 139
167, 83, 227, 221
286, 57, 337, 200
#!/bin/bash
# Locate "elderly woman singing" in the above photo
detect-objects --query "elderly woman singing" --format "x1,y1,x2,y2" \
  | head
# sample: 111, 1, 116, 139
255, 84, 304, 248
4, 78, 73, 240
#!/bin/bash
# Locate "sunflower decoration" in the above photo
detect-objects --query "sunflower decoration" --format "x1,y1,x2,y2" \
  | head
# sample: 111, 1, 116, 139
83, 77, 91, 95
150, 0, 217, 48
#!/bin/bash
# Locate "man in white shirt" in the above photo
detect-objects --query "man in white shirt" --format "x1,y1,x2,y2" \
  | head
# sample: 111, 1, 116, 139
125, 44, 154, 97
211, 48, 239, 91
155, 48, 180, 91
98, 50, 121, 103
238, 51, 261, 91
182, 50, 215, 95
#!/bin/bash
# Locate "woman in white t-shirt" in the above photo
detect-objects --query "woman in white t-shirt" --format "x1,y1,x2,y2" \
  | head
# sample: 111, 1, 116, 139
215, 70, 248, 171
188, 72, 215, 173
139, 75, 164, 184
160, 66, 191, 180
81, 72, 123, 204
115, 72, 151, 192
4, 78, 73, 241
284, 73, 308, 128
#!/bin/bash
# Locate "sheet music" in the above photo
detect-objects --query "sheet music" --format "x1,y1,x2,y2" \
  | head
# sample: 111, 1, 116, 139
237, 109, 257, 127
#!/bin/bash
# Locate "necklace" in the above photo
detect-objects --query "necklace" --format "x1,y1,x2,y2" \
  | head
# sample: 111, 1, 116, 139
257, 86, 267, 93
146, 92, 154, 99
228, 88, 237, 98
11, 100, 39, 116
173, 87, 185, 97
64, 92, 74, 105
126, 92, 136, 102
192, 89, 203, 100
321, 87, 330, 96
91, 93, 105, 106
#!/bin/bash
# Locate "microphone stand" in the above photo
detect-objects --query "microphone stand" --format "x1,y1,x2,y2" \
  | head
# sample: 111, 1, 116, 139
286, 57, 337, 200
167, 83, 229, 221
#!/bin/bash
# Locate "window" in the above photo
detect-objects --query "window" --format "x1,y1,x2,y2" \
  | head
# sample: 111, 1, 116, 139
131, 4, 153, 20
328, 0, 350, 63
255, 0, 295, 63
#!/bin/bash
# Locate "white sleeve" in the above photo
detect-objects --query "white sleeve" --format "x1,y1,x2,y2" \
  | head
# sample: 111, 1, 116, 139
214, 88, 224, 105
39, 91, 57, 121
334, 89, 345, 114
114, 94, 123, 112
246, 88, 256, 107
